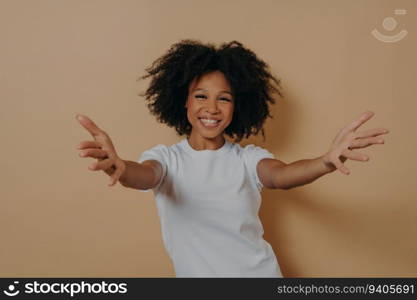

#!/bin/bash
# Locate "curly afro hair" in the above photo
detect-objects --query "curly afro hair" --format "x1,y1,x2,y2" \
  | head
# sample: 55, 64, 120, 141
138, 39, 283, 143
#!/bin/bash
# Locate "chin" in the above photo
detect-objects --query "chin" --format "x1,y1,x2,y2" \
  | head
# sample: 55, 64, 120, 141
199, 131, 221, 138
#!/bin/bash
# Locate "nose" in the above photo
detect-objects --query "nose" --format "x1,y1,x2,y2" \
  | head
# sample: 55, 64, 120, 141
204, 98, 219, 114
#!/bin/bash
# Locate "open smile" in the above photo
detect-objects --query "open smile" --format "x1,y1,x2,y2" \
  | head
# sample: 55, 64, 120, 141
198, 117, 221, 128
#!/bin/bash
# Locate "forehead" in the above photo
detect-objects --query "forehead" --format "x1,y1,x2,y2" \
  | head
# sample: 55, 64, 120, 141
189, 71, 231, 92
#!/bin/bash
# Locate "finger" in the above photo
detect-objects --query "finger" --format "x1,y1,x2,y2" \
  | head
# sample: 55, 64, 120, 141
330, 154, 351, 175
349, 137, 385, 149
339, 111, 375, 138
88, 158, 114, 171
355, 128, 389, 139
108, 160, 124, 187
341, 149, 369, 161
76, 114, 104, 138
77, 140, 102, 150
79, 148, 108, 159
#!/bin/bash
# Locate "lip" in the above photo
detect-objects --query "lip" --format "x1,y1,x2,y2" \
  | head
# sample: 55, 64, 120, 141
198, 118, 221, 129
198, 117, 222, 121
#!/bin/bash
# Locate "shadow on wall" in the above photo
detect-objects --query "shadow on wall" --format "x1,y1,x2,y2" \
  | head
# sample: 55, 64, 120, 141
260, 187, 415, 277
240, 88, 414, 277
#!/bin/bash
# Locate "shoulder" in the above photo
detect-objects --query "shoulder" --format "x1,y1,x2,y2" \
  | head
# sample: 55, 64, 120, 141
140, 143, 169, 156
228, 142, 280, 164
231, 143, 274, 189
138, 140, 190, 163
225, 142, 274, 163
137, 142, 176, 165
239, 143, 275, 160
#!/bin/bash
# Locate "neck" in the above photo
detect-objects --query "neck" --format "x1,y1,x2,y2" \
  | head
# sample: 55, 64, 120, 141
187, 134, 225, 151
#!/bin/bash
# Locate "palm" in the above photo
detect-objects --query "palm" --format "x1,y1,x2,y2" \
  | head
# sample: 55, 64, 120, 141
323, 111, 389, 175
76, 114, 125, 186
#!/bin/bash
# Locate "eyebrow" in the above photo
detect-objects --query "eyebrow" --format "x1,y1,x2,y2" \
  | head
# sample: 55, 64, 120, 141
193, 88, 232, 95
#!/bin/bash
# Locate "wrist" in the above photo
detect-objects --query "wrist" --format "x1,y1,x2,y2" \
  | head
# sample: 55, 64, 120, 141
321, 154, 337, 173
118, 159, 128, 183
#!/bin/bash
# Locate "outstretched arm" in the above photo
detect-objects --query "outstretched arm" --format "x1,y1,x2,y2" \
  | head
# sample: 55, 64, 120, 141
76, 114, 161, 189
258, 111, 389, 190
257, 156, 336, 190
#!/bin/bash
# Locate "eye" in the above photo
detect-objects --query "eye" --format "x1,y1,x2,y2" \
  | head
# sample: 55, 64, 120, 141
195, 94, 231, 102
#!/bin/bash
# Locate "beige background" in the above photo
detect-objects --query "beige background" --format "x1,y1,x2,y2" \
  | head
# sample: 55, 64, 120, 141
1, 0, 416, 277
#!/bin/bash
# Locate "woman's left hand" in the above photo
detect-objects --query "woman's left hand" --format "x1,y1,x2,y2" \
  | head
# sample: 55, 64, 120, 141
322, 110, 389, 175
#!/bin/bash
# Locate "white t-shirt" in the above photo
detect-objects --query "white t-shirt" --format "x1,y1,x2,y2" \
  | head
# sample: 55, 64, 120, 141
137, 138, 282, 277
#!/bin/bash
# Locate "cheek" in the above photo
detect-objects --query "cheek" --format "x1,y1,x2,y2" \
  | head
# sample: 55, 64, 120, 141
186, 110, 194, 123
225, 106, 234, 120
186, 104, 200, 122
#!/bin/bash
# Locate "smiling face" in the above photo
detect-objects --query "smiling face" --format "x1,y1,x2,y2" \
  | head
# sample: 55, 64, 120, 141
185, 70, 234, 148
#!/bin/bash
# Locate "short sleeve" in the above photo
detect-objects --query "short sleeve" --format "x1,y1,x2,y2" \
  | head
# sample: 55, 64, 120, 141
137, 144, 168, 192
243, 144, 275, 191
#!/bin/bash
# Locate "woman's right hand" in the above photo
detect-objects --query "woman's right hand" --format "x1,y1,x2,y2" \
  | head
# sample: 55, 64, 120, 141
76, 114, 126, 187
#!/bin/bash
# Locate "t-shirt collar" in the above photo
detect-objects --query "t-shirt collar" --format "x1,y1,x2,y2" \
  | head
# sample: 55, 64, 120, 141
180, 138, 231, 155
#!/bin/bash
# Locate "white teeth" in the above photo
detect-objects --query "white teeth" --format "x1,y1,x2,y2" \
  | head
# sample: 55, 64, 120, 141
200, 118, 219, 124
